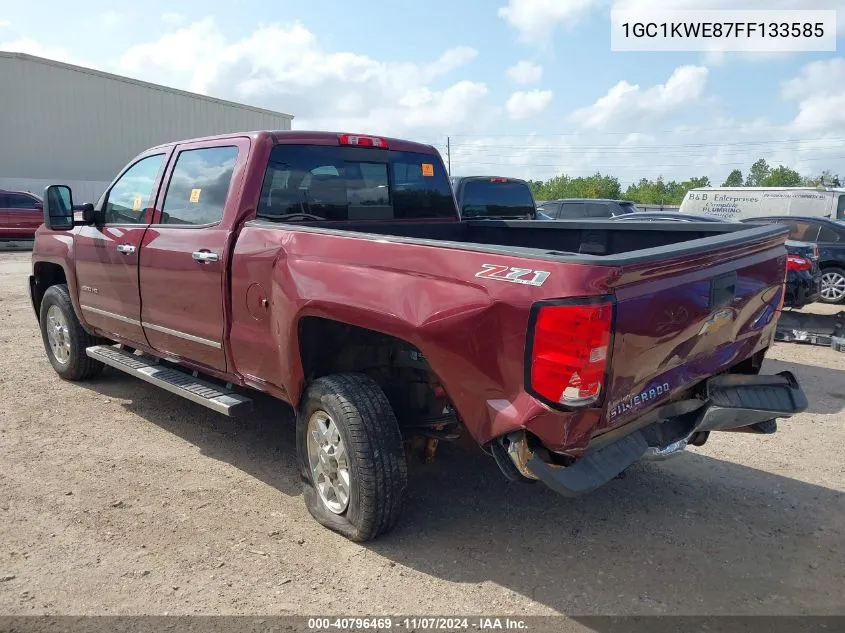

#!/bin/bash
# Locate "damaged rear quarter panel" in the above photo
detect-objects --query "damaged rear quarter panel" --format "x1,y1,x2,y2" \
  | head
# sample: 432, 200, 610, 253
228, 225, 616, 448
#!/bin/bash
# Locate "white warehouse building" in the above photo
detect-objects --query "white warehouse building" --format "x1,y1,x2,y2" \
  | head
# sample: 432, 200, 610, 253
0, 52, 294, 201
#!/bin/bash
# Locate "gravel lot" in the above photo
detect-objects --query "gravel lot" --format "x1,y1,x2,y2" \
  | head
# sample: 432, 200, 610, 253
0, 249, 843, 617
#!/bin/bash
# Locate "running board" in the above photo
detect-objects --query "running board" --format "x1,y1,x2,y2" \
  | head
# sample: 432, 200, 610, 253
86, 345, 253, 417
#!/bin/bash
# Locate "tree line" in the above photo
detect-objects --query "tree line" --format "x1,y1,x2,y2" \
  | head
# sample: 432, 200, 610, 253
526, 159, 841, 206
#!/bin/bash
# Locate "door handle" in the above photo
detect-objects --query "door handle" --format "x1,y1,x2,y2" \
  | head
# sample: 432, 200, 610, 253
192, 250, 219, 263
116, 244, 136, 254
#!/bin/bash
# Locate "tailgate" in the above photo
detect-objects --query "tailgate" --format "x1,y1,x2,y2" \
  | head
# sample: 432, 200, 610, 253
600, 232, 787, 432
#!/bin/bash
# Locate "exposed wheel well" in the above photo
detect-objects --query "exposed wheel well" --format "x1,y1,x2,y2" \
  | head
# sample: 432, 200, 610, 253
31, 262, 67, 318
298, 317, 453, 432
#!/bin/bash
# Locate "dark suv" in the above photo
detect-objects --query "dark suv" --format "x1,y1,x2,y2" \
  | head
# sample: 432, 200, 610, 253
536, 198, 640, 219
742, 216, 845, 304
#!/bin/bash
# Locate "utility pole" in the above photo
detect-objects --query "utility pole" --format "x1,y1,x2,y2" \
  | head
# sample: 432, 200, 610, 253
447, 136, 451, 176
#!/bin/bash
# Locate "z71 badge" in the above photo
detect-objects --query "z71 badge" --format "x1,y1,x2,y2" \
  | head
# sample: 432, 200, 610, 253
475, 264, 550, 287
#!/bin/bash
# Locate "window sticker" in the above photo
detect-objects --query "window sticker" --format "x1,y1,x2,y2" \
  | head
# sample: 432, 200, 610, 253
189, 188, 202, 203
421, 163, 434, 177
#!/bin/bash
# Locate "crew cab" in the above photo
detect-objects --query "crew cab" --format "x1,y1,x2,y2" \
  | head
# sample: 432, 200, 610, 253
30, 130, 808, 541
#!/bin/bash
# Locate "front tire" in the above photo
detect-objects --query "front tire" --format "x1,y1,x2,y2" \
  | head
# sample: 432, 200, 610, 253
296, 373, 408, 542
39, 284, 105, 381
820, 267, 845, 304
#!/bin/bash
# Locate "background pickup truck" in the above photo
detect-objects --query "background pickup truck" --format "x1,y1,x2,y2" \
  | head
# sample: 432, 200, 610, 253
31, 130, 807, 542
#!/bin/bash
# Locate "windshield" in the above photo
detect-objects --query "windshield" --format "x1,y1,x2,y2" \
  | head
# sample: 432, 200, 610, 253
257, 145, 457, 221
459, 180, 536, 218
617, 202, 640, 214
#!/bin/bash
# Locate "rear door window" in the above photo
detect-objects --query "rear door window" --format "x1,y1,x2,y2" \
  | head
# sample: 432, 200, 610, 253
160, 146, 239, 226
586, 202, 612, 218
257, 145, 455, 221
557, 202, 587, 218
783, 220, 821, 242
459, 179, 535, 218
5, 194, 39, 210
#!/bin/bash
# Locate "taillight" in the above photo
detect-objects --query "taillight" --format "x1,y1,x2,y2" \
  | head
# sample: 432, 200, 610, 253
490, 177, 508, 182
338, 134, 389, 149
526, 298, 614, 408
786, 254, 812, 271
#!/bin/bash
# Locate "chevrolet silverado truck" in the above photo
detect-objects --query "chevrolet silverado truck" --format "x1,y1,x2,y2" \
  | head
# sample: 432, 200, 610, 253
30, 130, 808, 541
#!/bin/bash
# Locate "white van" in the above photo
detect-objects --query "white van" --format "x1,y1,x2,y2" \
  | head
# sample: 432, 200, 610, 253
679, 187, 845, 221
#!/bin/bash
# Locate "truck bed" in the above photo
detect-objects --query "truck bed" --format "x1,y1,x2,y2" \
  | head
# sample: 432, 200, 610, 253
249, 217, 785, 264
237, 216, 789, 455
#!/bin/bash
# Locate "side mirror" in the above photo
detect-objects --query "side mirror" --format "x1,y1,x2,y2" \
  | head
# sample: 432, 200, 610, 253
43, 185, 74, 231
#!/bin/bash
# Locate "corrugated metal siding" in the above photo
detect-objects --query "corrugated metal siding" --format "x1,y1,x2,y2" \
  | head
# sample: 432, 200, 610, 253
0, 54, 293, 184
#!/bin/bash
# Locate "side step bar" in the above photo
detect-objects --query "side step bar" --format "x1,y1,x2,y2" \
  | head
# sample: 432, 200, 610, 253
86, 345, 253, 417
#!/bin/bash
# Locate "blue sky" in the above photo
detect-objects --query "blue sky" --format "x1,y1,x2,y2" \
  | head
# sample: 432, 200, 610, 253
3, 0, 845, 185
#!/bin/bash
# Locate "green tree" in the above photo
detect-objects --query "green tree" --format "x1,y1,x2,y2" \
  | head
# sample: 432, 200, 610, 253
722, 169, 743, 186
744, 159, 771, 186
762, 165, 802, 187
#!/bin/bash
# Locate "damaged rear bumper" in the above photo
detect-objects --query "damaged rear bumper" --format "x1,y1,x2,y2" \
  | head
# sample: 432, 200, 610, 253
497, 371, 808, 498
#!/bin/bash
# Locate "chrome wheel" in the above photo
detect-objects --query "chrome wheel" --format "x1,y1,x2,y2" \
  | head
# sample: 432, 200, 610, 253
821, 271, 845, 302
306, 411, 350, 514
46, 305, 72, 365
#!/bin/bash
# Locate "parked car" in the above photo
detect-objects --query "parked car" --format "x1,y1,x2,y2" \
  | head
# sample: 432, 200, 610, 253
449, 176, 536, 219
30, 130, 807, 541
679, 186, 845, 221
537, 198, 640, 219
0, 189, 43, 240
740, 216, 845, 304
611, 211, 822, 309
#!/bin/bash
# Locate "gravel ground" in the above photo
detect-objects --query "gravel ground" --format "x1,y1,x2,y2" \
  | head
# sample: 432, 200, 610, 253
0, 250, 843, 617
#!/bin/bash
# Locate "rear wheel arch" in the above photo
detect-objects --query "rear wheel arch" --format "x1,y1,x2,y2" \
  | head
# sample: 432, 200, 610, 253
295, 316, 448, 428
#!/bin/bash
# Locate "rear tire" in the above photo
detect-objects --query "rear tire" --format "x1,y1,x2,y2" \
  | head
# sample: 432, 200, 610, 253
296, 373, 408, 542
820, 267, 845, 304
39, 284, 105, 381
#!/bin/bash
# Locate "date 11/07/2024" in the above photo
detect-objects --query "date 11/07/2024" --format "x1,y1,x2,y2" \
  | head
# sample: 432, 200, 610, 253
307, 617, 528, 630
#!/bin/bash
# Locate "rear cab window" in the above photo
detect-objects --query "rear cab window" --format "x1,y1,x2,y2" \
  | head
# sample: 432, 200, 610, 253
458, 178, 535, 219
257, 145, 456, 221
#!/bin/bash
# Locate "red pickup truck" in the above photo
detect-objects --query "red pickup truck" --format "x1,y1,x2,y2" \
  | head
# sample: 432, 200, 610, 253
30, 130, 808, 541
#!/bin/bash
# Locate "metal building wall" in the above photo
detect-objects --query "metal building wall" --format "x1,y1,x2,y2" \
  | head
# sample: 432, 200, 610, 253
0, 52, 293, 201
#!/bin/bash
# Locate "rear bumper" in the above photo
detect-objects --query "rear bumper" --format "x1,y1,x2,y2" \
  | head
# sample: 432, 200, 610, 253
502, 371, 807, 497
786, 271, 822, 308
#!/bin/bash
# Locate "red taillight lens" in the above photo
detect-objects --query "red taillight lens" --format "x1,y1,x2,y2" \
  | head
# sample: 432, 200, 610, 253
786, 254, 812, 271
490, 177, 508, 182
528, 299, 613, 407
338, 134, 389, 149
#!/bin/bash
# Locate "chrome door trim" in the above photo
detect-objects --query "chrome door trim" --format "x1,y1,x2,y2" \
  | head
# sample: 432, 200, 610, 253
143, 322, 222, 349
80, 305, 221, 349
80, 304, 142, 326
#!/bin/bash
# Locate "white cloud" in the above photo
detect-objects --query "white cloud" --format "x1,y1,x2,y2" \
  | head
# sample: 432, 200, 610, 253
498, 0, 601, 43
782, 57, 845, 134
0, 20, 11, 29
116, 18, 487, 137
506, 60, 543, 84
505, 89, 553, 120
570, 65, 709, 129
161, 12, 185, 25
